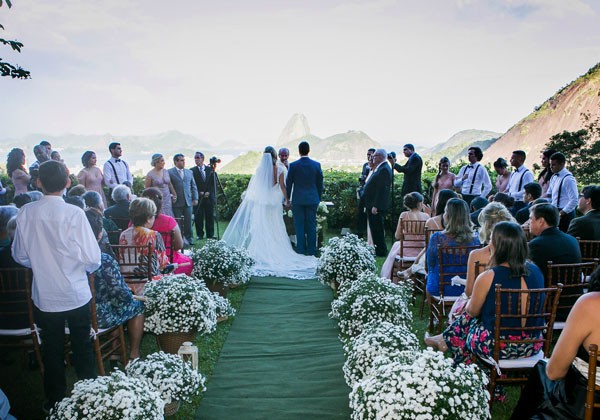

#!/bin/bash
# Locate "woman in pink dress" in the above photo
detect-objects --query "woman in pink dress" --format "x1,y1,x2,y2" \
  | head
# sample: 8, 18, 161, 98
77, 151, 108, 208
7, 148, 31, 196
144, 154, 176, 217
431, 157, 456, 216
142, 187, 193, 276
492, 157, 510, 197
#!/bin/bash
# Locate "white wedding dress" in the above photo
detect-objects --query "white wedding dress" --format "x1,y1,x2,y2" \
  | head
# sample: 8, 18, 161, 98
222, 153, 318, 279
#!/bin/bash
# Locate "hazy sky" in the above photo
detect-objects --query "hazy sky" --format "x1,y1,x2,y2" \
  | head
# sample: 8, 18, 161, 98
2, 0, 599, 148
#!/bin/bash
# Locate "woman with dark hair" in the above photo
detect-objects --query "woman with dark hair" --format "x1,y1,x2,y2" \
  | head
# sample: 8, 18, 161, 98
511, 266, 600, 419
431, 157, 456, 216
493, 157, 510, 195
538, 148, 557, 197
7, 148, 30, 196
426, 189, 458, 231
77, 151, 107, 208
144, 154, 176, 217
141, 187, 192, 276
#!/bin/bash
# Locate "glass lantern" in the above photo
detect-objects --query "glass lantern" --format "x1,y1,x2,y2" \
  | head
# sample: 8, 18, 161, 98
177, 341, 198, 370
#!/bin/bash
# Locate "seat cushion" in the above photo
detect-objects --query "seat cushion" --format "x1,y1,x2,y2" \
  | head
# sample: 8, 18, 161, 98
499, 351, 544, 369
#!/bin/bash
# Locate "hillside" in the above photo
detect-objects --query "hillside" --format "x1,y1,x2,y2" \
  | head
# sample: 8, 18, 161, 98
422, 129, 501, 164
482, 63, 600, 164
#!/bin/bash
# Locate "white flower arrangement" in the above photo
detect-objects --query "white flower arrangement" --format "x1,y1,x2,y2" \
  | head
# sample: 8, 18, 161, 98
190, 240, 254, 286
49, 370, 164, 420
143, 274, 218, 335
330, 272, 413, 338
126, 351, 206, 404
317, 234, 376, 288
349, 348, 490, 420
211, 291, 236, 318
316, 201, 329, 234
343, 321, 418, 387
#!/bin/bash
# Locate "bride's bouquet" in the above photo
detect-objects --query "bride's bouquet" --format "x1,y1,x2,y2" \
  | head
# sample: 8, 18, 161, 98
317, 234, 376, 289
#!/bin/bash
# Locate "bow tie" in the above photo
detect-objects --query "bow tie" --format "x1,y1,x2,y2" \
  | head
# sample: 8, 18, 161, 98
467, 164, 474, 168
114, 159, 121, 162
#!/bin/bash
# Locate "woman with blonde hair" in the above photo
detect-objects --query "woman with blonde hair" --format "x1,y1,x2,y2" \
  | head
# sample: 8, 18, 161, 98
144, 154, 176, 217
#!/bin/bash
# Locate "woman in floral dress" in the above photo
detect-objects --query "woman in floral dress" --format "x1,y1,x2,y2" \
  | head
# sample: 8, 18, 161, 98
77, 151, 107, 208
144, 154, 176, 217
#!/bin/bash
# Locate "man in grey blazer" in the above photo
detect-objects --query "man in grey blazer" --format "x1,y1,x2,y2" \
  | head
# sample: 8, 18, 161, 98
168, 154, 198, 245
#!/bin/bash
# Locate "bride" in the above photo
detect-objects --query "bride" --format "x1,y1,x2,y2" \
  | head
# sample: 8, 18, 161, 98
222, 146, 318, 279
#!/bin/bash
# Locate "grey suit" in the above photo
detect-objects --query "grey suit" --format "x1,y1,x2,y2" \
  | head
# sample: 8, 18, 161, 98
168, 167, 198, 243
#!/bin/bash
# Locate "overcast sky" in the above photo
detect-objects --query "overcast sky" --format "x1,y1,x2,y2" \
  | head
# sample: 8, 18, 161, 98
1, 0, 599, 148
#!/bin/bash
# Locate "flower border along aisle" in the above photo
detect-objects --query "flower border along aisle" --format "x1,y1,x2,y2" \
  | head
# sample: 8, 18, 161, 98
317, 234, 376, 289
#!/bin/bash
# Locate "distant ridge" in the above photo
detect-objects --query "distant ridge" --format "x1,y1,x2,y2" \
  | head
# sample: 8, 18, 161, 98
422, 129, 502, 164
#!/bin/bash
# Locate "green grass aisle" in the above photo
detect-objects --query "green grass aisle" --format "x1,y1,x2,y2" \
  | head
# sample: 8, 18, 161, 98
196, 276, 350, 419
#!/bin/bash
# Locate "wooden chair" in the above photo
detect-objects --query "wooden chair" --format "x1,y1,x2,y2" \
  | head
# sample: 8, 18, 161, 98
0, 267, 43, 374
487, 284, 562, 406
393, 219, 427, 269
428, 244, 479, 333
88, 274, 127, 375
585, 343, 600, 420
579, 240, 600, 263
111, 243, 154, 291
546, 260, 599, 328
156, 230, 176, 262
174, 216, 184, 233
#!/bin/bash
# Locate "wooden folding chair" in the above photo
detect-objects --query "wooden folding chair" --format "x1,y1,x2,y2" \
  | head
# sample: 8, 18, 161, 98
412, 227, 443, 319
156, 230, 176, 262
579, 240, 600, 263
487, 284, 562, 406
585, 343, 600, 420
174, 216, 184, 233
0, 267, 43, 375
428, 244, 479, 333
111, 243, 154, 292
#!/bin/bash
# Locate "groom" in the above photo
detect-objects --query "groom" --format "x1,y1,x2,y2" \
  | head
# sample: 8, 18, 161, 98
286, 141, 323, 256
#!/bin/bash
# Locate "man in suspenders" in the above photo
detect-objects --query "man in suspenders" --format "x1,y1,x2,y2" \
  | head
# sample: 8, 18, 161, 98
453, 146, 492, 206
546, 152, 578, 232
103, 142, 133, 197
507, 150, 534, 214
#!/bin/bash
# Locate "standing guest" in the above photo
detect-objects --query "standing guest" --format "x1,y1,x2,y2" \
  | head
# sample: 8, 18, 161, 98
528, 202, 581, 278
567, 185, 600, 240
357, 148, 376, 238
507, 150, 534, 213
104, 185, 133, 230
454, 146, 492, 206
492, 157, 511, 195
546, 152, 578, 232
287, 141, 324, 256
6, 148, 30, 196
278, 147, 295, 244
431, 157, 456, 216
103, 142, 133, 193
30, 144, 50, 171
469, 196, 489, 227
538, 148, 557, 197
12, 160, 101, 412
515, 182, 542, 225
167, 154, 198, 246
39, 140, 52, 159
278, 147, 290, 171
50, 151, 62, 162
77, 151, 107, 208
144, 154, 176, 217
191, 152, 216, 240
389, 144, 423, 196
361, 149, 392, 257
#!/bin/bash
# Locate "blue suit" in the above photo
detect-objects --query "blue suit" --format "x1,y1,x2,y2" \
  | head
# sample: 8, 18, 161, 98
286, 156, 324, 256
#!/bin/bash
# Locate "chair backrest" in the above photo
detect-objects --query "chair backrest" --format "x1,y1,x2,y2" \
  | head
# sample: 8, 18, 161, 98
111, 243, 154, 285
0, 267, 33, 331
156, 230, 176, 261
437, 244, 480, 297
492, 284, 562, 360
546, 260, 599, 321
579, 240, 600, 263
399, 219, 426, 258
424, 227, 442, 253
174, 216, 184, 233
585, 343, 600, 420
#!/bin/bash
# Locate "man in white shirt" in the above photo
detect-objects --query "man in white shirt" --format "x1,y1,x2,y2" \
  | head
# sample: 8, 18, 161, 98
546, 152, 579, 232
103, 142, 133, 193
12, 160, 101, 410
453, 146, 492, 206
507, 150, 534, 213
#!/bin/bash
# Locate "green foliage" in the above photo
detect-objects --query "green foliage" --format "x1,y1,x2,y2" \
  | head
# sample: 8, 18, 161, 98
1, 1, 30, 79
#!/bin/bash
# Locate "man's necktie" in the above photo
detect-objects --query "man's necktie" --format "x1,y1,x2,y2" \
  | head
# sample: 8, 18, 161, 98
201, 168, 206, 181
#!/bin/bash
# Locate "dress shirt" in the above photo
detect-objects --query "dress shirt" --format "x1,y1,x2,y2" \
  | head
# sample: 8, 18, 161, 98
453, 162, 492, 197
546, 168, 578, 213
12, 195, 101, 312
103, 157, 133, 189
507, 166, 534, 201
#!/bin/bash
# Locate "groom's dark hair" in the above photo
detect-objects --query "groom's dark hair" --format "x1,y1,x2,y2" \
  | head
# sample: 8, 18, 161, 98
298, 141, 310, 156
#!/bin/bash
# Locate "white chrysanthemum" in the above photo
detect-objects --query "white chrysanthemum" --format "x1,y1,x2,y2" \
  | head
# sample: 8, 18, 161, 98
317, 234, 376, 287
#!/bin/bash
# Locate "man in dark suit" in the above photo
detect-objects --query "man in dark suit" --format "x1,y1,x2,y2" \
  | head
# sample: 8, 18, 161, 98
286, 141, 324, 256
357, 148, 375, 238
528, 203, 581, 278
103, 184, 132, 230
168, 154, 198, 245
389, 144, 422, 197
363, 149, 392, 257
515, 182, 542, 225
567, 185, 600, 240
191, 152, 216, 240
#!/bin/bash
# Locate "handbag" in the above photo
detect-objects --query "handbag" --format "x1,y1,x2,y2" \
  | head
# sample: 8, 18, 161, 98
448, 292, 469, 323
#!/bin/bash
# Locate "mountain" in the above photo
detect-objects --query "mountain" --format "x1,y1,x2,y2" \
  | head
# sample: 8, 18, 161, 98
422, 129, 502, 164
482, 62, 600, 164
277, 113, 311, 145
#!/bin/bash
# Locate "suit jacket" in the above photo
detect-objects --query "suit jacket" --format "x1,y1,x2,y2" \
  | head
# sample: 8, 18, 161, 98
286, 156, 323, 206
515, 203, 532, 225
363, 162, 392, 212
529, 227, 582, 277
393, 152, 423, 195
103, 200, 131, 230
191, 165, 217, 205
567, 209, 600, 240
168, 167, 198, 208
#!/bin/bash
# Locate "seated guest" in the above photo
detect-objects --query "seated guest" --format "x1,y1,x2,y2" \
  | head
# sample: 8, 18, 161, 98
491, 192, 515, 210
466, 202, 515, 296
426, 189, 458, 231
426, 198, 480, 298
27, 191, 43, 202
380, 192, 428, 280
104, 185, 132, 230
567, 185, 600, 240
12, 193, 32, 209
469, 196, 489, 227
426, 222, 545, 400
528, 202, 581, 279
511, 266, 600, 419
83, 191, 120, 245
141, 188, 192, 276
65, 195, 85, 209
67, 184, 86, 198
515, 182, 542, 225
0, 206, 18, 250
84, 209, 144, 361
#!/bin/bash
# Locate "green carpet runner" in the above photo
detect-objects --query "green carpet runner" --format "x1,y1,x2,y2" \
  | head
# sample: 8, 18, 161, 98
196, 276, 350, 419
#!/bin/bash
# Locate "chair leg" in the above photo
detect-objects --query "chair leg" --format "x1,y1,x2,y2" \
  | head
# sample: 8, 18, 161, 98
93, 335, 105, 376
488, 368, 497, 409
428, 298, 435, 334
118, 326, 127, 366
